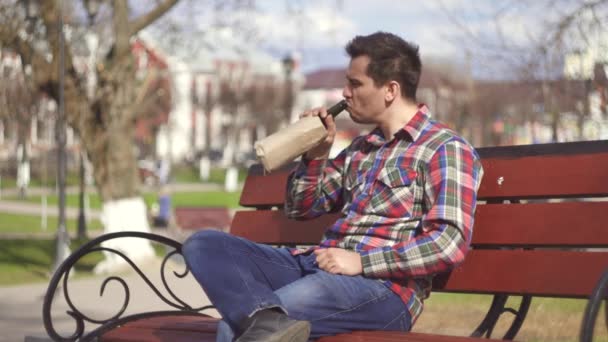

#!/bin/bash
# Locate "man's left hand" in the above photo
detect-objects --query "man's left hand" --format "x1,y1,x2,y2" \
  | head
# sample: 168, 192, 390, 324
313, 248, 363, 276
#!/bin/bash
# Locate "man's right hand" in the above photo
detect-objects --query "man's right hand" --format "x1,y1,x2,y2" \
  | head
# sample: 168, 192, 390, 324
299, 107, 336, 160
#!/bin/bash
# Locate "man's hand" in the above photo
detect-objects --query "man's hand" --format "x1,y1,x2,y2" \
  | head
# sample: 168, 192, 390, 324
298, 107, 336, 160
314, 248, 363, 276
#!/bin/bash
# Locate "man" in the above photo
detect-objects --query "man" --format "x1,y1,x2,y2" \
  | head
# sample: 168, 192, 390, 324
182, 31, 484, 342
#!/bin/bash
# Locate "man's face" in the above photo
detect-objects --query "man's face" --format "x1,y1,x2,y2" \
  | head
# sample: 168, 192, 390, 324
342, 55, 386, 124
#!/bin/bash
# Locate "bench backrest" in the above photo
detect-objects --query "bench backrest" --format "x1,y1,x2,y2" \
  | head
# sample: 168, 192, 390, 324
230, 140, 608, 298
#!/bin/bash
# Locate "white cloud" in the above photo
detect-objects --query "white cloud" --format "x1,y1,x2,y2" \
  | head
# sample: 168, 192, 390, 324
161, 0, 602, 76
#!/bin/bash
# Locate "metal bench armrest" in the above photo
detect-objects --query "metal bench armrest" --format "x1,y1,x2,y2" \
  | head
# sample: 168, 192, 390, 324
42, 231, 214, 342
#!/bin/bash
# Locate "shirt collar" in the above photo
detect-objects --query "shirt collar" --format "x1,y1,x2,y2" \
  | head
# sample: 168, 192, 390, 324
364, 104, 431, 147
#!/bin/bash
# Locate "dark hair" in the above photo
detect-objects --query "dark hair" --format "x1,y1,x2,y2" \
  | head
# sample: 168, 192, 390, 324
345, 32, 421, 101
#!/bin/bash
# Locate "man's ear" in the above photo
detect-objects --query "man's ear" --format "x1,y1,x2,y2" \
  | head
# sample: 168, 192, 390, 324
385, 81, 400, 101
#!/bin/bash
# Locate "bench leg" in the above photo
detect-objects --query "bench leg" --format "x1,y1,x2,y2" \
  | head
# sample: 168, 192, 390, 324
580, 267, 608, 342
471, 294, 531, 340
42, 231, 216, 342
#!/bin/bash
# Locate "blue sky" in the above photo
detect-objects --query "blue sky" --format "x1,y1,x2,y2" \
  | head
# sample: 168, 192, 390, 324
156, 0, 594, 78
240, 0, 551, 75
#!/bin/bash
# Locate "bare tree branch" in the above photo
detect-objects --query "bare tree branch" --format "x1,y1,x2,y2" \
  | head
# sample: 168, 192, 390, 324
129, 0, 179, 36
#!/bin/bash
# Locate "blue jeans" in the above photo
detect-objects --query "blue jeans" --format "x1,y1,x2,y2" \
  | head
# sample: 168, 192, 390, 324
182, 230, 412, 341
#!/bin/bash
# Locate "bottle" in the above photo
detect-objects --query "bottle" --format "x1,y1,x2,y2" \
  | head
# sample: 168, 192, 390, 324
254, 100, 347, 172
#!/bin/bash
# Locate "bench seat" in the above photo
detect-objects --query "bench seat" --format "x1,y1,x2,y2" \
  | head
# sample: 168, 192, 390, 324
101, 315, 503, 342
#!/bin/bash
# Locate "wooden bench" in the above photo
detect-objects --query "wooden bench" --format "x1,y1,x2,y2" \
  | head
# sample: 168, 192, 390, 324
173, 207, 232, 232
42, 140, 608, 341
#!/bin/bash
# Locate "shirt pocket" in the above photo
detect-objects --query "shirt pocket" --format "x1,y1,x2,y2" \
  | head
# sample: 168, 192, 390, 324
370, 167, 418, 217
344, 171, 365, 205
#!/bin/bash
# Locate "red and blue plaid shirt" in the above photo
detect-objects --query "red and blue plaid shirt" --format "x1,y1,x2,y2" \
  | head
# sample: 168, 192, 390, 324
285, 105, 484, 323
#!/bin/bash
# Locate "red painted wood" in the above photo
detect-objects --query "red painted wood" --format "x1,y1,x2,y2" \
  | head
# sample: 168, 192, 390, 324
433, 249, 608, 297
239, 169, 291, 207
478, 153, 608, 199
319, 331, 496, 341
101, 316, 495, 342
174, 207, 231, 230
101, 328, 216, 342
230, 210, 340, 244
230, 201, 608, 248
239, 152, 608, 208
471, 201, 608, 247
121, 315, 219, 332
101, 316, 219, 342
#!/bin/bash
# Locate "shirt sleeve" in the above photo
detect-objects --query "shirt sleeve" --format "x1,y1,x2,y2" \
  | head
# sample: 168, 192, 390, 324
359, 140, 484, 279
284, 148, 348, 219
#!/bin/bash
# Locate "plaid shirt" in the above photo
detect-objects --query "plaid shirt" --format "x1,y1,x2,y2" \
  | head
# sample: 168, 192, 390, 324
285, 105, 484, 324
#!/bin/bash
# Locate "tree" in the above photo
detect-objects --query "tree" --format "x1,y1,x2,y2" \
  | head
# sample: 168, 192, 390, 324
0, 49, 38, 197
0, 0, 179, 272
437, 0, 608, 144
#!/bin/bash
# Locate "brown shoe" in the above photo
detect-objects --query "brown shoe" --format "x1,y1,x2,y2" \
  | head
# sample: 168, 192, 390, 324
236, 309, 311, 342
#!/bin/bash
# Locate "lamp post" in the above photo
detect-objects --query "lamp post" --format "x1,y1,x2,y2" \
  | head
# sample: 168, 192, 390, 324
77, 0, 100, 239
83, 0, 100, 25
20, 0, 70, 273
53, 0, 71, 273
282, 54, 295, 124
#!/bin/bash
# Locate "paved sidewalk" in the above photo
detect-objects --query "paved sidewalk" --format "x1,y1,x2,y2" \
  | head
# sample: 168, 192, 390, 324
0, 256, 219, 342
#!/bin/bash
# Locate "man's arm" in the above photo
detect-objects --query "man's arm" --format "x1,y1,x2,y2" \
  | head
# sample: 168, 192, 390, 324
284, 151, 347, 219
284, 106, 347, 219
359, 140, 484, 279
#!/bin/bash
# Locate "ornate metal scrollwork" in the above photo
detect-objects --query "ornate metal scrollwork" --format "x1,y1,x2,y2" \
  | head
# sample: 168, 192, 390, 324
42, 231, 215, 342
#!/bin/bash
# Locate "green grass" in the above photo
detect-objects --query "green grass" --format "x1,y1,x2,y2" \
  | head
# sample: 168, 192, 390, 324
426, 292, 588, 313
167, 191, 241, 208
0, 166, 247, 191
172, 165, 247, 185
0, 238, 103, 285
5, 192, 105, 209
0, 212, 103, 234
0, 171, 81, 189
417, 292, 608, 342
7, 190, 243, 210
0, 238, 168, 286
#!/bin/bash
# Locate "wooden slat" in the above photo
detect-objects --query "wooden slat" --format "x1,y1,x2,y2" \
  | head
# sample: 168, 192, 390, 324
231, 201, 608, 248
174, 207, 231, 230
472, 201, 608, 247
122, 315, 219, 332
319, 331, 495, 341
230, 210, 339, 244
478, 152, 608, 199
102, 327, 216, 342
240, 141, 608, 207
239, 164, 291, 207
433, 249, 608, 297
101, 316, 219, 342
476, 140, 608, 158
101, 317, 494, 342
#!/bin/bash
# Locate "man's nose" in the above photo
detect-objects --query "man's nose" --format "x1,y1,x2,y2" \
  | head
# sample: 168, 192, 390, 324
342, 86, 351, 99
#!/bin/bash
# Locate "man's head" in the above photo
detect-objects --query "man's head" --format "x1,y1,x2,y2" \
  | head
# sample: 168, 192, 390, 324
345, 32, 421, 101
342, 32, 421, 125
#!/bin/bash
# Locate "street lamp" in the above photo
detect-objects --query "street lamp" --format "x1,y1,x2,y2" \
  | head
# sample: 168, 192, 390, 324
22, 0, 39, 21
76, 0, 100, 239
20, 1, 70, 271
282, 54, 296, 124
53, 0, 70, 273
83, 0, 100, 25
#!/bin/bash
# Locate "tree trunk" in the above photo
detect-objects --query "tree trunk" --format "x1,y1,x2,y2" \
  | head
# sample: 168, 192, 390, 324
73, 59, 155, 274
